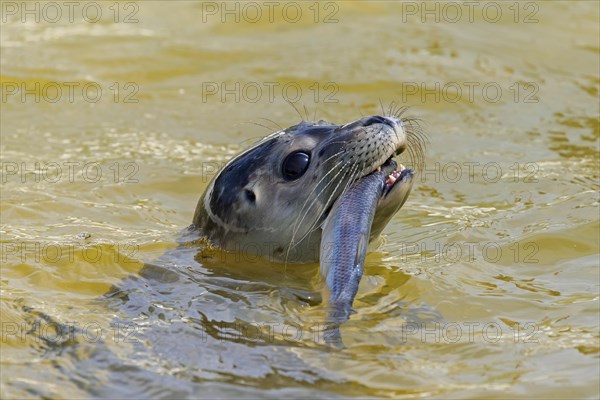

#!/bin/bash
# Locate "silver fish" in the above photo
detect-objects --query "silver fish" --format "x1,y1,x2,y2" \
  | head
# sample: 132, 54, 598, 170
320, 162, 414, 346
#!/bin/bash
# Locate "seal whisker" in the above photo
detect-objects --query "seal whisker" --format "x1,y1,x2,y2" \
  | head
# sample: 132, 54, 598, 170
286, 99, 305, 122
303, 104, 310, 121
384, 133, 397, 159
315, 164, 359, 238
408, 137, 424, 172
379, 99, 386, 116
324, 162, 361, 216
357, 107, 365, 118
387, 103, 396, 118
242, 121, 280, 133
405, 132, 423, 171
256, 117, 284, 131
399, 105, 410, 119
395, 106, 410, 119
288, 154, 347, 243
338, 162, 362, 200
398, 115, 428, 172
289, 163, 355, 254
286, 159, 352, 264
289, 155, 348, 241
300, 161, 361, 245
387, 101, 398, 117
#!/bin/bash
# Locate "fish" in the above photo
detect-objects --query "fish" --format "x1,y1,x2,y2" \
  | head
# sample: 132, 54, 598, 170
320, 163, 414, 346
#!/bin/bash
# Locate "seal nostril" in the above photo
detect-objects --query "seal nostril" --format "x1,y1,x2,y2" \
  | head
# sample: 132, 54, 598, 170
362, 116, 390, 127
244, 189, 256, 204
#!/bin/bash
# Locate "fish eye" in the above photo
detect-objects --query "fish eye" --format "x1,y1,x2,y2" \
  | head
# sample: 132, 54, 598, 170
282, 151, 310, 180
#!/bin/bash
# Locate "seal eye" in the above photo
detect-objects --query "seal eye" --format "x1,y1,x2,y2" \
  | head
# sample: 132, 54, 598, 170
282, 151, 310, 180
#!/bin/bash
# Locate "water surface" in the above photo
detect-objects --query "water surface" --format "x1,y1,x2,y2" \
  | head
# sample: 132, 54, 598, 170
1, 1, 599, 398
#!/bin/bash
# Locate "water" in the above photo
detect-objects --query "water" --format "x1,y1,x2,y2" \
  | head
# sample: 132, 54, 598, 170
1, 1, 598, 398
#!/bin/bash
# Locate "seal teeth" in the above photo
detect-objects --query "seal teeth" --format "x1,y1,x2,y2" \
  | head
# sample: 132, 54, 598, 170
386, 171, 399, 187
385, 167, 405, 188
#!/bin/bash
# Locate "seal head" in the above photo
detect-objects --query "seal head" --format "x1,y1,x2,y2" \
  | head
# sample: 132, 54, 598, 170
193, 115, 422, 263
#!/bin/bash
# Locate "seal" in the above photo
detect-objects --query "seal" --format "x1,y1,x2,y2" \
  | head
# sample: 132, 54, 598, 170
192, 111, 425, 264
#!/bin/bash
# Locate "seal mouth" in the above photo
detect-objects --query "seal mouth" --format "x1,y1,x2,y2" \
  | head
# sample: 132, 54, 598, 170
375, 157, 411, 198
343, 115, 413, 201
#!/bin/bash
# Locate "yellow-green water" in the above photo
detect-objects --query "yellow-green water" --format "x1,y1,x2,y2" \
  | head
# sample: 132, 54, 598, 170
1, 1, 599, 398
